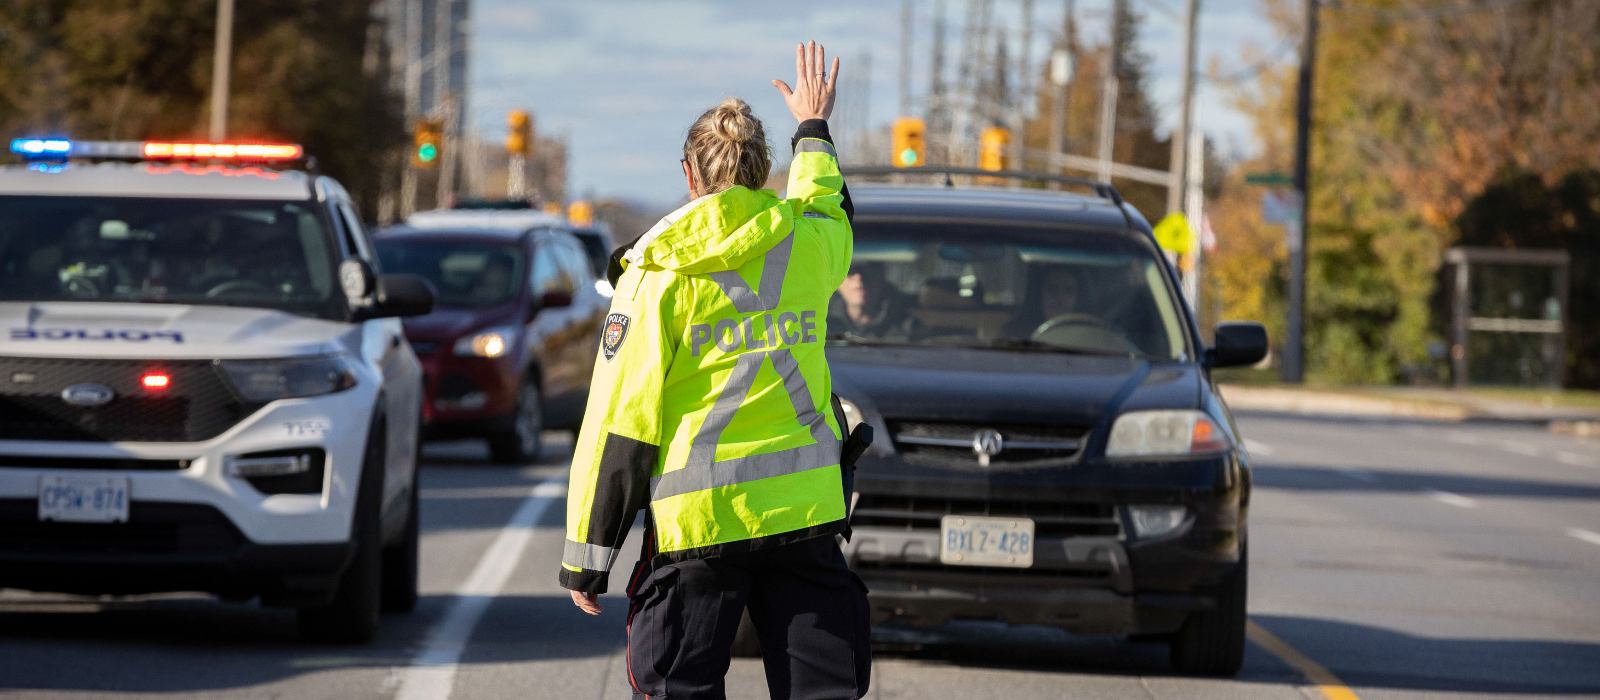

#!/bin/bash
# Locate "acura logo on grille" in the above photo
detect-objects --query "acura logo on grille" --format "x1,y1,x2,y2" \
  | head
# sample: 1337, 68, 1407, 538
972, 429, 1004, 467
61, 383, 115, 407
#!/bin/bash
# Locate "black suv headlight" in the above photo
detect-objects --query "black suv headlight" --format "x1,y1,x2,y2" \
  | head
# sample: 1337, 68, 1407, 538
219, 355, 358, 402
1105, 410, 1230, 457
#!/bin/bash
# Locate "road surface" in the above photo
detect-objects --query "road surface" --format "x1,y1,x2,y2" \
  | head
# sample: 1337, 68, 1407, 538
3, 413, 1599, 699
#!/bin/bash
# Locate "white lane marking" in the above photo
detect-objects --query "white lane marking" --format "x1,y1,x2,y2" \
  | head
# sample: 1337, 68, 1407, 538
1568, 528, 1600, 547
1424, 489, 1477, 508
1243, 438, 1275, 456
394, 479, 567, 700
1556, 451, 1600, 469
1338, 467, 1377, 482
1499, 440, 1541, 456
1447, 432, 1481, 445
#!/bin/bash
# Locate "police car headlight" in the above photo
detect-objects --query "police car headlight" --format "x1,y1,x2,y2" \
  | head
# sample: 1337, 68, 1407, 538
454, 325, 517, 357
1105, 410, 1230, 457
220, 355, 358, 402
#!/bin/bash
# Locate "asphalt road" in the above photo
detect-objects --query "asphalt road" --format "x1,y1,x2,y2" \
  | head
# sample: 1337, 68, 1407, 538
3, 413, 1599, 699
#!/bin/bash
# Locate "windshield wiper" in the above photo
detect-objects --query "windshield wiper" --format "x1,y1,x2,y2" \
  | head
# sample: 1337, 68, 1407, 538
826, 332, 914, 347
962, 337, 1137, 356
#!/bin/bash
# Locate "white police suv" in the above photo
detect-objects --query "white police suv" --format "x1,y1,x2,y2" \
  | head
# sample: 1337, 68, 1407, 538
0, 138, 435, 643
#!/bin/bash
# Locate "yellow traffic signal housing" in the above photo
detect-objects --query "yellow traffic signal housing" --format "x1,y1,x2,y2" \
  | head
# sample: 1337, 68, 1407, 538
891, 117, 926, 168
980, 127, 1010, 172
506, 110, 532, 155
568, 200, 594, 227
413, 118, 444, 168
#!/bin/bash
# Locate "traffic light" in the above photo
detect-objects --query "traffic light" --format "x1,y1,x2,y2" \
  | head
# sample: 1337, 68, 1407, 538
413, 118, 443, 168
891, 117, 926, 168
568, 200, 594, 227
980, 127, 1010, 172
506, 110, 532, 155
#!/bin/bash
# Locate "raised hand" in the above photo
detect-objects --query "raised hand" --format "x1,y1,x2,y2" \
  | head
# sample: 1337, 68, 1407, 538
771, 40, 839, 123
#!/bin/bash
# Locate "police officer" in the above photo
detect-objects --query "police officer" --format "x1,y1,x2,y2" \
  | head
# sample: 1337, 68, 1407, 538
560, 42, 869, 700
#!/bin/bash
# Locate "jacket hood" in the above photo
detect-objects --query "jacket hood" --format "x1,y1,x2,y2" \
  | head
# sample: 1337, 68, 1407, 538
625, 186, 792, 275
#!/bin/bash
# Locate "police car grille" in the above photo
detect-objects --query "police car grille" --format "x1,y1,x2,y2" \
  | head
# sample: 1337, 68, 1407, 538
0, 357, 256, 442
852, 494, 1121, 538
888, 420, 1088, 470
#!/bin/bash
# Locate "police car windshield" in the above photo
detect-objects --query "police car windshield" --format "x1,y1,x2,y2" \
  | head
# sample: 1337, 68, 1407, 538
0, 195, 344, 318
829, 221, 1191, 360
375, 240, 526, 309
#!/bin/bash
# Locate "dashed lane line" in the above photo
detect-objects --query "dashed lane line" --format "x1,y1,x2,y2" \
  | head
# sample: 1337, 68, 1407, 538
1246, 621, 1363, 700
1424, 489, 1477, 508
1569, 528, 1600, 548
393, 479, 568, 700
1556, 451, 1600, 469
1243, 438, 1275, 456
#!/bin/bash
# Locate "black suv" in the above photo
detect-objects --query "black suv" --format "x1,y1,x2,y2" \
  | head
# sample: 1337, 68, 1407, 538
827, 169, 1267, 676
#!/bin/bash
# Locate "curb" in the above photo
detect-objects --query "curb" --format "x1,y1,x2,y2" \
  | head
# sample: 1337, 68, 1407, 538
1217, 385, 1600, 428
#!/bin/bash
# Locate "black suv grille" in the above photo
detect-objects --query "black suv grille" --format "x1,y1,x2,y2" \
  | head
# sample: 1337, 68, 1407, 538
888, 420, 1088, 469
0, 357, 257, 442
852, 494, 1121, 538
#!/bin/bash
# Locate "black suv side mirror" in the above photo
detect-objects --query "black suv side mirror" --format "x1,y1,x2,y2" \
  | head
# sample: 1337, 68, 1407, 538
367, 273, 436, 319
535, 290, 573, 311
1207, 321, 1269, 368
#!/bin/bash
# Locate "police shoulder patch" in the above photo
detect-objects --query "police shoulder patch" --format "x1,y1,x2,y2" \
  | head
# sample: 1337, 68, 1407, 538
602, 313, 631, 362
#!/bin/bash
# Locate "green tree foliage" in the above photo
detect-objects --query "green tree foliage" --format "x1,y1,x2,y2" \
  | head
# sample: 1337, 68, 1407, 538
0, 0, 402, 217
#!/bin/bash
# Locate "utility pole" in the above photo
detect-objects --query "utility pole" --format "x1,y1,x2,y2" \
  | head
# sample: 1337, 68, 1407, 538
899, 1, 914, 117
208, 0, 234, 143
1166, 0, 1199, 215
1285, 0, 1319, 383
1183, 120, 1204, 305
1011, 0, 1033, 172
928, 0, 948, 161
1096, 0, 1125, 183
400, 0, 422, 217
434, 0, 456, 208
1047, 0, 1076, 161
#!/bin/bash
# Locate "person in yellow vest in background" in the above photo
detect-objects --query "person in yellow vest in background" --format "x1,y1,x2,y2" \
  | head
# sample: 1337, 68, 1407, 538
561, 42, 871, 700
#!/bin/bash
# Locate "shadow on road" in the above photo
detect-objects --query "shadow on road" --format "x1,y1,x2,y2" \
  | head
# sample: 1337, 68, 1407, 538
1252, 464, 1600, 500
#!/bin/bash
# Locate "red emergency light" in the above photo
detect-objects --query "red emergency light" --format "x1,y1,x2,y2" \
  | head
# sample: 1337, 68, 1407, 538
142, 142, 303, 161
141, 372, 171, 390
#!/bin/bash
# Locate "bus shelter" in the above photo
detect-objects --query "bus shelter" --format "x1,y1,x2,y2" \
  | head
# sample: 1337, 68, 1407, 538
1446, 247, 1570, 389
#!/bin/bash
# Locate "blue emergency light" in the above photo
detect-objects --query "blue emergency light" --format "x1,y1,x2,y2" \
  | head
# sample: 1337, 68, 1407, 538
10, 139, 73, 155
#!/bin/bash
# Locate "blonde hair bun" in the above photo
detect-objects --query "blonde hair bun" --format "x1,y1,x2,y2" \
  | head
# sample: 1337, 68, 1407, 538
710, 98, 758, 143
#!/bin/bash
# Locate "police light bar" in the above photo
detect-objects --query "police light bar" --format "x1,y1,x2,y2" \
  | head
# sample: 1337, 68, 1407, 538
10, 139, 144, 159
142, 142, 303, 161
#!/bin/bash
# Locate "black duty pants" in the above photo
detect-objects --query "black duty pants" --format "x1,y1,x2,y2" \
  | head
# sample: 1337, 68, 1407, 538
624, 535, 872, 700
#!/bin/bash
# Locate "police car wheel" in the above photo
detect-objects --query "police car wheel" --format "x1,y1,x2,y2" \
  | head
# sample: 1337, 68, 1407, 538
489, 380, 543, 464
298, 417, 386, 643
1169, 543, 1247, 676
381, 466, 420, 613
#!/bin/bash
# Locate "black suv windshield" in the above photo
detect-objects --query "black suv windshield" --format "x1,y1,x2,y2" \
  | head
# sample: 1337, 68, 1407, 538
0, 195, 344, 318
376, 239, 526, 308
831, 221, 1191, 360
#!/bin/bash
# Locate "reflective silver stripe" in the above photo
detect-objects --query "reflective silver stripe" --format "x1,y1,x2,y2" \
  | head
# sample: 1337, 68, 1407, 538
653, 349, 841, 502
706, 231, 793, 314
563, 539, 620, 572
651, 440, 838, 501
796, 138, 837, 158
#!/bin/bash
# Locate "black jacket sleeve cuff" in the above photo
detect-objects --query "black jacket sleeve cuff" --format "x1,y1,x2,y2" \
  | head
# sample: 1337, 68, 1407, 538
792, 119, 833, 151
559, 568, 609, 595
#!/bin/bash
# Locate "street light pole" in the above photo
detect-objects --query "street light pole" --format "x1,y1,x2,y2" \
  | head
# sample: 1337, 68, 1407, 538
1285, 0, 1319, 384
208, 0, 234, 143
1166, 0, 1199, 215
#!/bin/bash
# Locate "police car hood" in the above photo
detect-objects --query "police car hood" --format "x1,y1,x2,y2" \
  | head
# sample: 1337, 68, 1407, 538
0, 302, 356, 359
624, 187, 790, 275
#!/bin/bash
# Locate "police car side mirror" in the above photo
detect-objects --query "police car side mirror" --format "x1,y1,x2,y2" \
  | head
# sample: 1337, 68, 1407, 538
367, 273, 436, 319
1206, 321, 1269, 368
538, 290, 573, 310
340, 258, 375, 302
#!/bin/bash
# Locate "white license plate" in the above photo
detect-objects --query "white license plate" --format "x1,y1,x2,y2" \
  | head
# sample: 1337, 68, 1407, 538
940, 515, 1034, 567
38, 476, 129, 523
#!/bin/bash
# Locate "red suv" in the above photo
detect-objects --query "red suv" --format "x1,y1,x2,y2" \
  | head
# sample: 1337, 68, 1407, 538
375, 223, 606, 462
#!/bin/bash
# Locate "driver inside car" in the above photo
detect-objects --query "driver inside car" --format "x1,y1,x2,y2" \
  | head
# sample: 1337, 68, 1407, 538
1003, 266, 1091, 338
829, 261, 910, 338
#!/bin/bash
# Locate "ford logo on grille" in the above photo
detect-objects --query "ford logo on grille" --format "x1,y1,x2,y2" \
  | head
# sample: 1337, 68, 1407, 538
61, 383, 115, 407
971, 429, 1004, 467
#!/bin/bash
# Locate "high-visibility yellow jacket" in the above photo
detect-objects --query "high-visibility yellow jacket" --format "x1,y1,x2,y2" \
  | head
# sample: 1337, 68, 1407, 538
560, 136, 851, 593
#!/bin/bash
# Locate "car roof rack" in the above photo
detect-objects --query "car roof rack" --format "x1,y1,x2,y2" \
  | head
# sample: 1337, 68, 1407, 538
838, 166, 1124, 206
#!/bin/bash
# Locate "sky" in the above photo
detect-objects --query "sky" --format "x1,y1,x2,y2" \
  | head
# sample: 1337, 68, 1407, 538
467, 0, 1284, 208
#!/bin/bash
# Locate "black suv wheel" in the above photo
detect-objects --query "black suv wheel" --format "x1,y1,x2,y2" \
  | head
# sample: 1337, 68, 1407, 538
489, 380, 543, 464
1170, 544, 1247, 676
